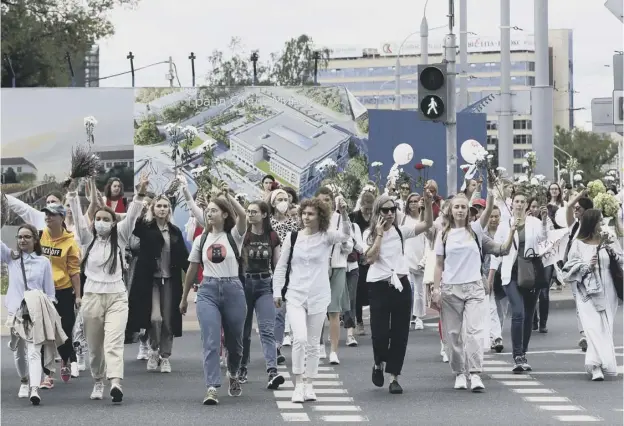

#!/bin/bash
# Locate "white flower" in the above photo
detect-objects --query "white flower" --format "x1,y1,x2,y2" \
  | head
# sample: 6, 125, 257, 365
604, 175, 615, 182
496, 166, 506, 172
559, 168, 567, 174
608, 170, 617, 176
164, 123, 178, 134
534, 174, 546, 182
530, 177, 539, 186
487, 154, 494, 159
517, 175, 529, 183
84, 116, 98, 127
387, 163, 401, 185
524, 152, 530, 159
522, 162, 529, 168
371, 161, 383, 167
421, 158, 434, 167
474, 150, 487, 162
574, 174, 583, 182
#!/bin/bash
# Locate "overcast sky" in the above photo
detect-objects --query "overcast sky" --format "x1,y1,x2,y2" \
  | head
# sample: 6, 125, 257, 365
98, 0, 623, 128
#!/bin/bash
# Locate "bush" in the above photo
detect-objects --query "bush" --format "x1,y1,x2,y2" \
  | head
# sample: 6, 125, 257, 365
134, 119, 165, 145
162, 101, 199, 123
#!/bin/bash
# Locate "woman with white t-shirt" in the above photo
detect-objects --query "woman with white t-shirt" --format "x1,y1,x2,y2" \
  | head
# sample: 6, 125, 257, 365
272, 197, 351, 404
432, 193, 494, 392
401, 193, 428, 330
180, 191, 247, 406
364, 192, 433, 394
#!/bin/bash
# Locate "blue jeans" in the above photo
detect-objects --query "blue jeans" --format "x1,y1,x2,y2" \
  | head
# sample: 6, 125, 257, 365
196, 277, 247, 388
241, 274, 277, 372
503, 279, 539, 358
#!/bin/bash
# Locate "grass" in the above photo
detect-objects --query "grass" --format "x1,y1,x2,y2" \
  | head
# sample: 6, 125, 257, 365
255, 160, 291, 187
190, 136, 204, 149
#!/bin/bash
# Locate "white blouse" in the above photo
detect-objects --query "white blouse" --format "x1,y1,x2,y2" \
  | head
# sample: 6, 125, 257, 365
362, 224, 421, 283
69, 194, 143, 293
2, 242, 56, 316
273, 230, 350, 315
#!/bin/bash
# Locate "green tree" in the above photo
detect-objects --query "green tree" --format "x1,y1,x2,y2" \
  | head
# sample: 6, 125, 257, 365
134, 118, 164, 146
270, 35, 330, 86
161, 101, 198, 123
554, 126, 618, 181
1, 0, 138, 87
347, 140, 359, 158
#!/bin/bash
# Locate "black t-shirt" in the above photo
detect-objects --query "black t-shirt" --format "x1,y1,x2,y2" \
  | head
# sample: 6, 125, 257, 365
350, 211, 370, 235
243, 230, 281, 274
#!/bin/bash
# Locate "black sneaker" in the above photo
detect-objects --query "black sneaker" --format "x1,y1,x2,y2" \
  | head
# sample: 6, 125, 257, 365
521, 356, 532, 372
277, 348, 286, 365
389, 379, 403, 394
267, 369, 285, 390
513, 356, 524, 373
493, 338, 504, 353
372, 365, 384, 387
539, 326, 548, 334
228, 374, 242, 397
238, 367, 248, 384
203, 387, 218, 405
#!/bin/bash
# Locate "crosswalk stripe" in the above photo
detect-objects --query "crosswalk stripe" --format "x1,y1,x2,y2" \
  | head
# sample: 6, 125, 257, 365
319, 415, 369, 422
553, 415, 602, 422
276, 401, 304, 409
274, 389, 348, 398
482, 360, 509, 365
500, 381, 543, 386
281, 381, 343, 388
523, 396, 570, 403
311, 406, 361, 412
281, 412, 310, 422
489, 374, 533, 379
512, 388, 555, 394
314, 397, 354, 402
539, 406, 584, 412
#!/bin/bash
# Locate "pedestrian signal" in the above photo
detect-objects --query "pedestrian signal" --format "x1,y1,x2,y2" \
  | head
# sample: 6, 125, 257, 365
418, 64, 448, 122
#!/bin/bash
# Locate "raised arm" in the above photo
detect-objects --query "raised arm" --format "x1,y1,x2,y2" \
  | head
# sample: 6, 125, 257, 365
116, 174, 148, 245
221, 183, 247, 236
66, 190, 94, 247
327, 203, 352, 245
86, 177, 102, 223
566, 190, 586, 227
1, 240, 11, 264
6, 195, 46, 230
178, 173, 206, 227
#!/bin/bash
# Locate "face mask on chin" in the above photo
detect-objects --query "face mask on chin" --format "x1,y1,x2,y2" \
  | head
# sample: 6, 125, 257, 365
94, 221, 113, 237
276, 201, 289, 214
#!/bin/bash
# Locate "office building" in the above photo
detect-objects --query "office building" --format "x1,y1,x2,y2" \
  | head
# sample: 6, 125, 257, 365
230, 111, 351, 198
319, 29, 574, 175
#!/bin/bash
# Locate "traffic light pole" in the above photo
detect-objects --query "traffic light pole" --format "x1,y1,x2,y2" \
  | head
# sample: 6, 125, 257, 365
444, 0, 458, 196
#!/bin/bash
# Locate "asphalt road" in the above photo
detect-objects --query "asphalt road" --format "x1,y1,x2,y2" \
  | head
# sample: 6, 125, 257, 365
1, 306, 622, 425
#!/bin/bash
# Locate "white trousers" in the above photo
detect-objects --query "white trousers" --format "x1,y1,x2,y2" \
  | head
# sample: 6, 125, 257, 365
13, 335, 43, 387
410, 270, 427, 318
489, 293, 502, 342
287, 303, 326, 378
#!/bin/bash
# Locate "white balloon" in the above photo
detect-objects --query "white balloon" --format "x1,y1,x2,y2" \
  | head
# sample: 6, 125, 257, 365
554, 205, 567, 228
460, 139, 484, 164
393, 143, 414, 166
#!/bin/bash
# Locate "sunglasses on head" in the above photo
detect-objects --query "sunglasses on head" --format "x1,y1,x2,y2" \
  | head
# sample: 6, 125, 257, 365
380, 206, 397, 214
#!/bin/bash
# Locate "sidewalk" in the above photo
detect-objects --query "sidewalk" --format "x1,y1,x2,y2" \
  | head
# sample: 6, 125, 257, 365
0, 285, 577, 336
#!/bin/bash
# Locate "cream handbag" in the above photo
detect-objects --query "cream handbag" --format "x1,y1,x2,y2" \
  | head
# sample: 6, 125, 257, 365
422, 239, 436, 285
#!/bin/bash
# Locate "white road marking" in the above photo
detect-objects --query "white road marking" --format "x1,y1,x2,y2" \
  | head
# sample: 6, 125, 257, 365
281, 412, 310, 422
489, 374, 533, 379
274, 389, 348, 398
482, 360, 510, 365
315, 397, 354, 403
319, 415, 369, 422
512, 388, 556, 394
277, 401, 304, 409
553, 415, 602, 422
523, 396, 571, 403
281, 381, 343, 388
539, 406, 584, 412
500, 381, 543, 386
311, 406, 362, 412
483, 366, 515, 372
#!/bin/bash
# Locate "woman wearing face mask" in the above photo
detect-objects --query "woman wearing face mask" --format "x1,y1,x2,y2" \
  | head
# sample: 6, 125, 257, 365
364, 191, 433, 394
127, 194, 190, 374
272, 197, 351, 403
235, 200, 285, 389
563, 209, 621, 381
65, 175, 147, 402
2, 224, 59, 405
180, 189, 248, 405
490, 191, 548, 373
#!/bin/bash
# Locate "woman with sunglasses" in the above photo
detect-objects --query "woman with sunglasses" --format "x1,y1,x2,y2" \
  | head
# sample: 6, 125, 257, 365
2, 224, 59, 405
364, 191, 433, 394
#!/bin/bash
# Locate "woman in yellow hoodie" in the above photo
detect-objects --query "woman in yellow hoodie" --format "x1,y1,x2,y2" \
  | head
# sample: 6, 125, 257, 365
38, 203, 82, 389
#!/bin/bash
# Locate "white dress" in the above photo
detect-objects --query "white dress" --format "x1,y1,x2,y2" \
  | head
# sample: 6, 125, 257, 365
567, 240, 620, 375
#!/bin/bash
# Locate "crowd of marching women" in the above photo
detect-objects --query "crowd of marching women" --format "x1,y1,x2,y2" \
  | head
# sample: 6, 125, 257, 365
2, 165, 622, 406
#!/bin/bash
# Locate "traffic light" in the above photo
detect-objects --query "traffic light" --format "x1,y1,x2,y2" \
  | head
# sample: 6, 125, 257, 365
418, 64, 447, 122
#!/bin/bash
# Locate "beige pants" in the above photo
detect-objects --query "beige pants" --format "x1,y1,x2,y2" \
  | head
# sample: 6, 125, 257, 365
82, 292, 129, 380
440, 282, 485, 375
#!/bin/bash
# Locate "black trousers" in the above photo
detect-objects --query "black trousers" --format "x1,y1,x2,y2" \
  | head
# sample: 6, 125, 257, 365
533, 265, 554, 327
42, 287, 76, 374
368, 276, 412, 376
355, 264, 370, 324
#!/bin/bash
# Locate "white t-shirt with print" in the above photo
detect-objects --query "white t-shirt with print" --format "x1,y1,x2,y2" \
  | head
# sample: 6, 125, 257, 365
434, 221, 484, 285
189, 228, 244, 278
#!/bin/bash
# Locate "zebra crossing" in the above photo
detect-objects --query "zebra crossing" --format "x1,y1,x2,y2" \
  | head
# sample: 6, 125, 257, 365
274, 365, 368, 422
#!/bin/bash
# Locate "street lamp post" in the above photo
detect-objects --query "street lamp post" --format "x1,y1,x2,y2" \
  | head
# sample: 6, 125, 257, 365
65, 52, 75, 87
188, 52, 196, 87
554, 145, 575, 183
376, 80, 394, 108
250, 51, 259, 86
127, 52, 135, 88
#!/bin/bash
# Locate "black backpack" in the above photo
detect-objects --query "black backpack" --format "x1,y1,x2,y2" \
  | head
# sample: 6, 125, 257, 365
198, 230, 244, 281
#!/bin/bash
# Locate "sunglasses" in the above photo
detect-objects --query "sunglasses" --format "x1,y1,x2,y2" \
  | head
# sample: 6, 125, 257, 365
380, 206, 397, 214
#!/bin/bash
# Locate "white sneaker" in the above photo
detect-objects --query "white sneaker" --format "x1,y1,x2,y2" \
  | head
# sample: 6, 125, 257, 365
137, 342, 149, 360
454, 374, 467, 390
591, 366, 604, 381
160, 358, 171, 373
77, 353, 87, 371
346, 335, 358, 347
193, 293, 198, 303
18, 382, 29, 398
319, 344, 327, 359
282, 334, 292, 347
291, 383, 305, 403
329, 351, 340, 365
147, 351, 159, 371
90, 381, 104, 400
470, 374, 485, 391
70, 361, 80, 378
304, 383, 317, 401
414, 318, 424, 330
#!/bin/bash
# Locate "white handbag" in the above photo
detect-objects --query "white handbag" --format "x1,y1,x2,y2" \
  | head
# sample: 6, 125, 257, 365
422, 242, 436, 284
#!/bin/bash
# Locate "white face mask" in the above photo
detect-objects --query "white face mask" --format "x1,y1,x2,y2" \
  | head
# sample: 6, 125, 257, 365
276, 201, 289, 214
94, 221, 113, 237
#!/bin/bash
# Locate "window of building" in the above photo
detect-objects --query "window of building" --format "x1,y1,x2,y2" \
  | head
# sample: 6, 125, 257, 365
513, 134, 533, 144
529, 62, 535, 71
513, 164, 523, 174
486, 121, 498, 130
106, 162, 112, 168
528, 77, 535, 86
17, 167, 22, 173
513, 120, 532, 130
486, 135, 498, 146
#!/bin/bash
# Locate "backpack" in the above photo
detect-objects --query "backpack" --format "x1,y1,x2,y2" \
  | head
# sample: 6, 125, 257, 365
198, 230, 244, 281
281, 231, 298, 301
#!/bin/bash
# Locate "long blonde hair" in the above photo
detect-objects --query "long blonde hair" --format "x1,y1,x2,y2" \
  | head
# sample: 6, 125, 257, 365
143, 195, 171, 223
441, 193, 473, 243
366, 194, 397, 245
